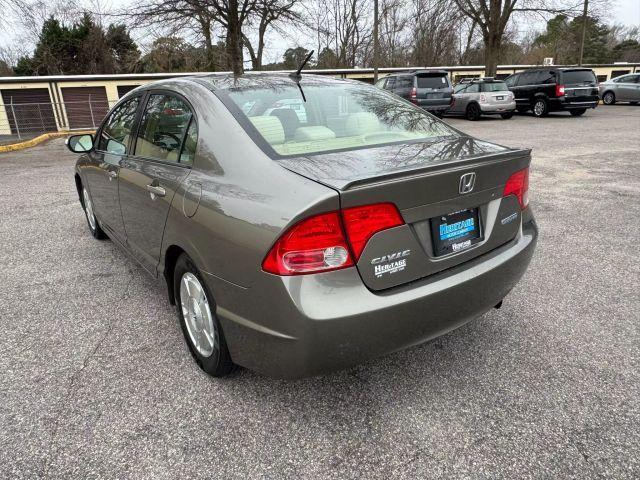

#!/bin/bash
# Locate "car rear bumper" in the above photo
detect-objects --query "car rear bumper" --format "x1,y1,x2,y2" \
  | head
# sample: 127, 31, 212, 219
550, 96, 599, 110
214, 215, 538, 379
415, 98, 452, 111
479, 101, 516, 113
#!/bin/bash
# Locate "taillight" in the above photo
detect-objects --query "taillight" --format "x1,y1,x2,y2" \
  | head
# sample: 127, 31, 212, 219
555, 84, 565, 96
410, 87, 417, 103
342, 203, 404, 260
262, 203, 404, 275
503, 167, 529, 209
262, 212, 353, 275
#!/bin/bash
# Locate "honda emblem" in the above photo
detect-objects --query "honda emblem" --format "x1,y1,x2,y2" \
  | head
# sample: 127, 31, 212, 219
459, 172, 476, 194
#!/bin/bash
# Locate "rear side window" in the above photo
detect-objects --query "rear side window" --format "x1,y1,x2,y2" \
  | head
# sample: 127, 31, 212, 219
134, 94, 195, 163
386, 77, 396, 89
561, 70, 596, 84
417, 75, 448, 89
98, 96, 140, 154
517, 71, 538, 86
465, 83, 480, 93
504, 75, 518, 87
482, 82, 508, 92
397, 77, 413, 89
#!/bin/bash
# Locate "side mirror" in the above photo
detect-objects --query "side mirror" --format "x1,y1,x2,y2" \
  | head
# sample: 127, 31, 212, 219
66, 134, 94, 153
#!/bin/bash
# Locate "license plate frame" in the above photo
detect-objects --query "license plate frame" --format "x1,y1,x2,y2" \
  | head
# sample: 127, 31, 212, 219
496, 95, 504, 101
430, 208, 483, 256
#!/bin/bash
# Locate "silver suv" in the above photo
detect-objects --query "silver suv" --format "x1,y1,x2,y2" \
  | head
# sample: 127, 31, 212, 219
448, 78, 516, 120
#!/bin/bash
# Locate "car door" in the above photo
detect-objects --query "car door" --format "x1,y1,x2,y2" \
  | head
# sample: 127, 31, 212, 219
631, 75, 640, 101
118, 91, 197, 274
84, 95, 142, 242
451, 83, 469, 113
618, 75, 640, 101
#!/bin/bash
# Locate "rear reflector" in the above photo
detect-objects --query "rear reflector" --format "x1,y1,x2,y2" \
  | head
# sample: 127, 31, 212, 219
503, 167, 529, 209
263, 203, 404, 275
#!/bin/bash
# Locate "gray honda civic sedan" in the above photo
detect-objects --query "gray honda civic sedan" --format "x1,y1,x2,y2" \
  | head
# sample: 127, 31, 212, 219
66, 73, 537, 378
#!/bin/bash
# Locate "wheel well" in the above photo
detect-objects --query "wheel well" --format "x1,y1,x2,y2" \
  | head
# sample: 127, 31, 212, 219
74, 174, 84, 206
602, 90, 615, 98
164, 245, 185, 305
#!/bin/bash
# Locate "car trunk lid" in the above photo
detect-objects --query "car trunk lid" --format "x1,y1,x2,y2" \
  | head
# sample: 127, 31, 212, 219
278, 136, 531, 290
415, 73, 450, 100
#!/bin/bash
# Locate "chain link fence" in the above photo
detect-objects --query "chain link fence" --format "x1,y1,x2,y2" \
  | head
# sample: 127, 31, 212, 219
0, 99, 117, 144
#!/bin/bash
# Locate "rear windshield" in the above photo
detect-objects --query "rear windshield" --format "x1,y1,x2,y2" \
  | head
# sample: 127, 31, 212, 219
416, 75, 448, 89
224, 81, 458, 157
482, 82, 508, 92
562, 70, 596, 84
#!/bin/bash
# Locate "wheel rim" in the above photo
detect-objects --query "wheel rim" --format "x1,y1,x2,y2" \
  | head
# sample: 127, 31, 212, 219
534, 101, 545, 116
83, 188, 96, 230
604, 93, 613, 104
467, 106, 478, 119
180, 272, 216, 358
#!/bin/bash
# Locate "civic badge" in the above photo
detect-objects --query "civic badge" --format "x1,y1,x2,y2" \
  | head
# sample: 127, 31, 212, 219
459, 172, 476, 194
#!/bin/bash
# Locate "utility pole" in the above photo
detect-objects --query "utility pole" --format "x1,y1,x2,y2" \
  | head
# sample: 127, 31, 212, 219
373, 0, 379, 83
578, 0, 589, 66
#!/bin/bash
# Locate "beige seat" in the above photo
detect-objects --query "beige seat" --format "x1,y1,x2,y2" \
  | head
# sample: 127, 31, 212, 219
343, 112, 382, 137
249, 116, 285, 145
294, 126, 336, 142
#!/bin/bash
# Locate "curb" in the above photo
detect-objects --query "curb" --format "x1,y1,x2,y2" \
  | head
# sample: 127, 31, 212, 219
0, 130, 96, 153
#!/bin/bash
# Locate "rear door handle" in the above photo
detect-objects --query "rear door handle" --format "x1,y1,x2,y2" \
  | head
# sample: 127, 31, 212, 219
146, 184, 166, 198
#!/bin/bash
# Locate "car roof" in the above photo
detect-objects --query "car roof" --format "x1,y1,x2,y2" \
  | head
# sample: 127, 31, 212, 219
388, 70, 449, 77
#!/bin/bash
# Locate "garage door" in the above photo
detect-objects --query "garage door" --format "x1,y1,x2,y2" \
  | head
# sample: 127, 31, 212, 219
1, 88, 57, 136
61, 87, 110, 129
117, 85, 140, 98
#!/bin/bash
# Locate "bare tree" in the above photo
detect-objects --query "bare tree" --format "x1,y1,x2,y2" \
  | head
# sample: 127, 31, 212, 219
243, 0, 301, 70
127, 0, 258, 75
452, 0, 582, 76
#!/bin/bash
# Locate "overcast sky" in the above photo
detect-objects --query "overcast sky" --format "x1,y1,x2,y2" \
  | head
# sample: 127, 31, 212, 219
2, 0, 639, 65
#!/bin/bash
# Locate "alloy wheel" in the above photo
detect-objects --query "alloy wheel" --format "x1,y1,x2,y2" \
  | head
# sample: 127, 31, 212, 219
180, 272, 216, 358
603, 92, 614, 105
533, 100, 546, 117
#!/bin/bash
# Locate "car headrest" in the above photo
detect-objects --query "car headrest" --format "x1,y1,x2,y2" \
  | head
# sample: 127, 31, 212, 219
294, 126, 336, 142
343, 112, 382, 136
249, 116, 285, 145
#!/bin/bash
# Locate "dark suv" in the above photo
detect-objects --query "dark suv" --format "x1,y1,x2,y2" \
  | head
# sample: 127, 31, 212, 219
376, 70, 453, 116
505, 68, 599, 117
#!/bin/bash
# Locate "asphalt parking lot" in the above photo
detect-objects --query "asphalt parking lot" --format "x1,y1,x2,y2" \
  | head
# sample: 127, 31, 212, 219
1, 106, 639, 479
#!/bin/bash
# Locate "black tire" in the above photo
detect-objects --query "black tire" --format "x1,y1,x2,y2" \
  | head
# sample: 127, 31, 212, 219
174, 253, 235, 377
602, 91, 615, 105
432, 110, 444, 118
81, 185, 107, 240
570, 109, 587, 117
516, 106, 528, 114
465, 103, 481, 121
500, 112, 514, 119
630, 102, 638, 106
532, 98, 549, 117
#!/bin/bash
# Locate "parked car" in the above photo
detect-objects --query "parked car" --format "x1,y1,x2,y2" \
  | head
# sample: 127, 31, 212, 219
447, 77, 516, 120
66, 74, 537, 379
504, 67, 599, 117
599, 73, 640, 105
375, 70, 453, 116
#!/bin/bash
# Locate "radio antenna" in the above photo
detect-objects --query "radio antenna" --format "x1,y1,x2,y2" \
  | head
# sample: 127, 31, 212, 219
290, 50, 314, 81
